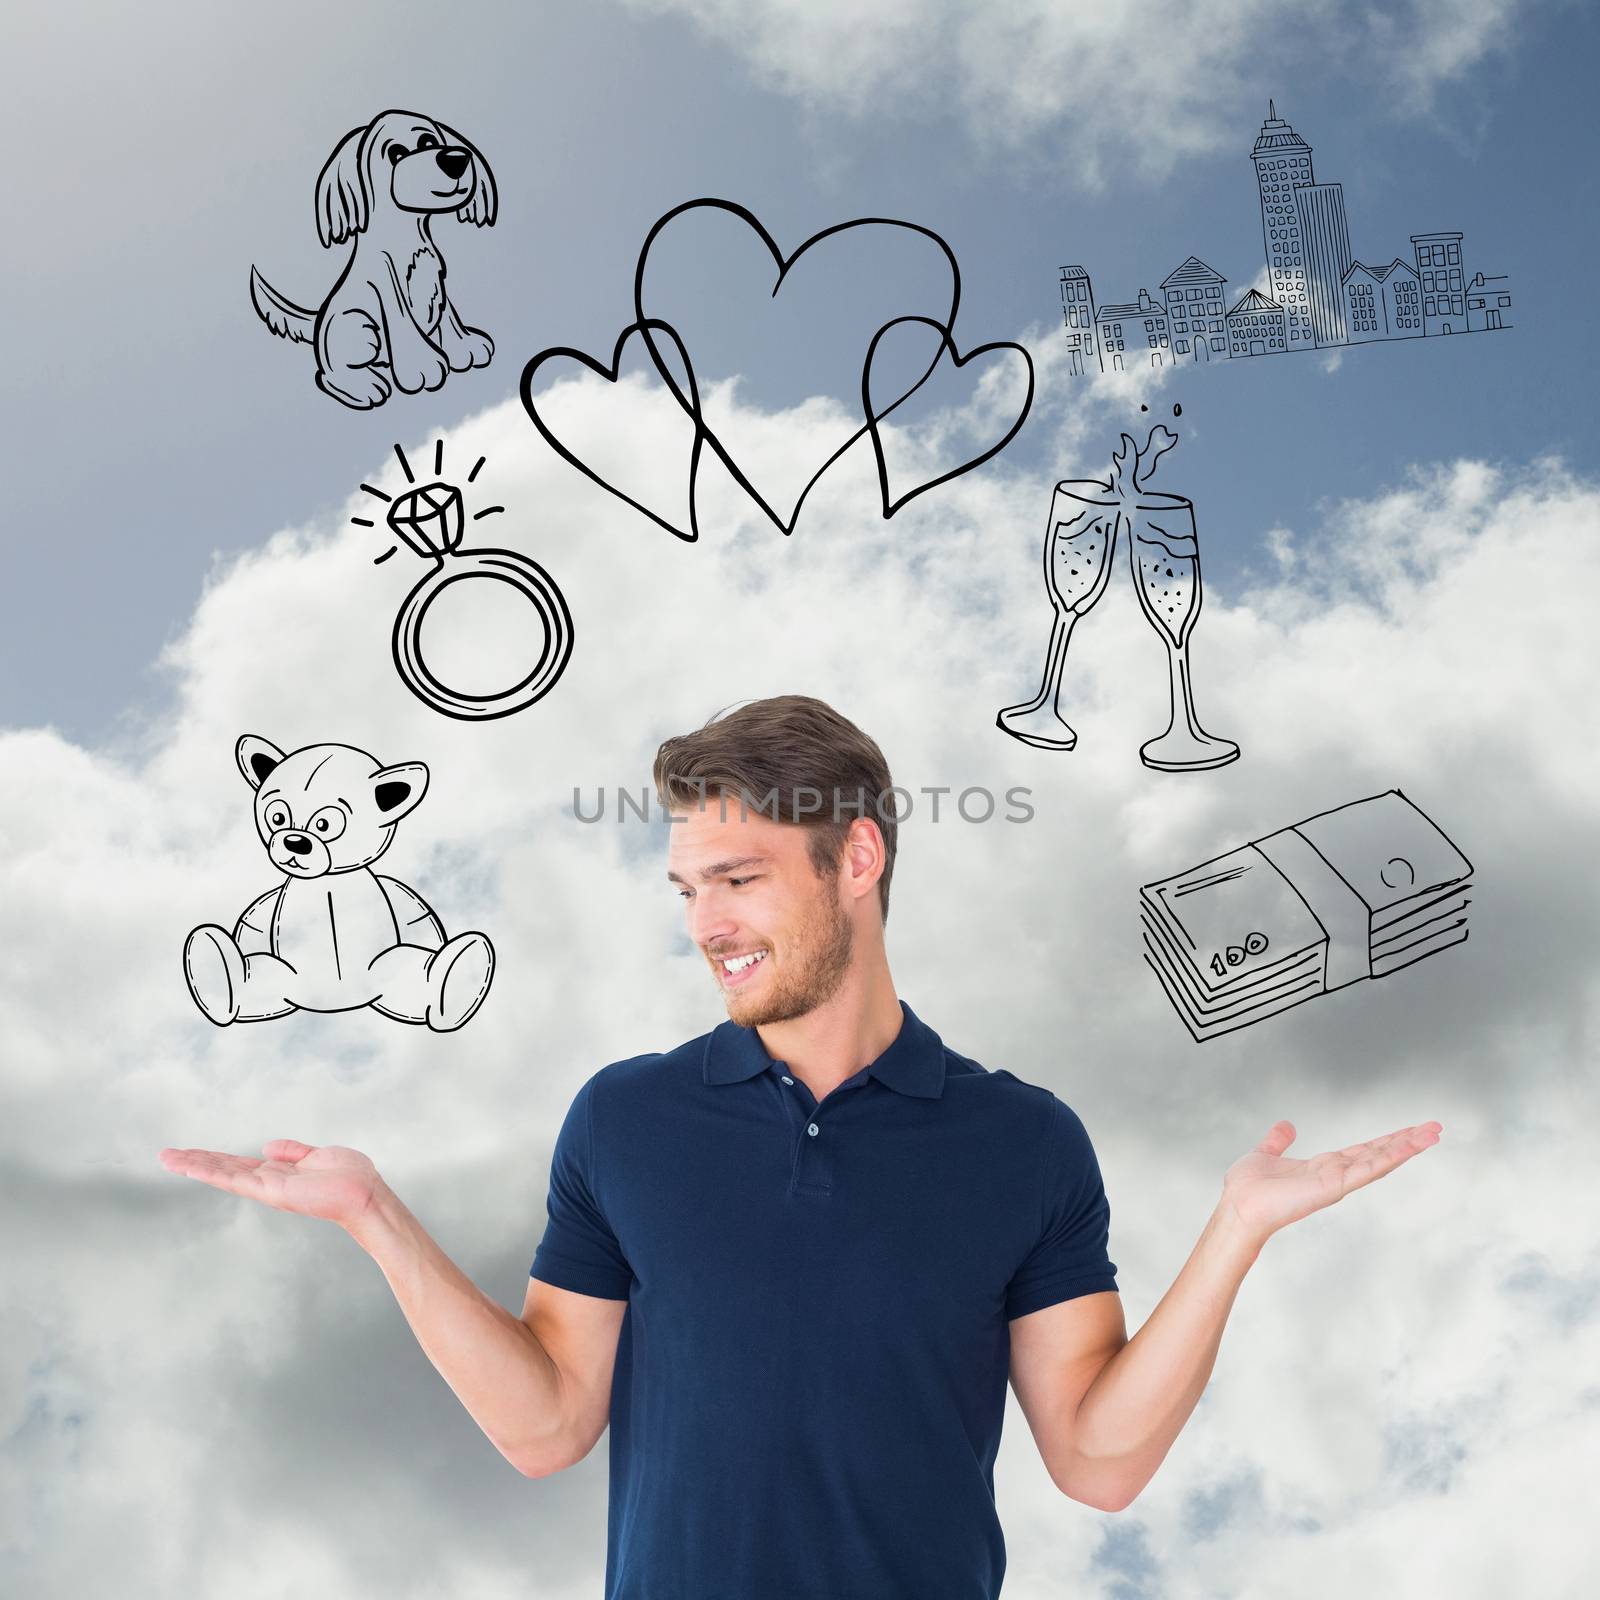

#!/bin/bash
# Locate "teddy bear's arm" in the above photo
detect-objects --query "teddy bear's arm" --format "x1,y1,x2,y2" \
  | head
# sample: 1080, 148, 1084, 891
233, 886, 283, 955
377, 874, 447, 951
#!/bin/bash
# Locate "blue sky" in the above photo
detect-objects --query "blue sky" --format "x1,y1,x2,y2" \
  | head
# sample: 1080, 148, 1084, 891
3, 0, 1590, 741
4, 5, 1598, 1598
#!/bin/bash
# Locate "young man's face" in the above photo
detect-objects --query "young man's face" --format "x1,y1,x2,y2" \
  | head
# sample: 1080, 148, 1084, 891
666, 796, 854, 1027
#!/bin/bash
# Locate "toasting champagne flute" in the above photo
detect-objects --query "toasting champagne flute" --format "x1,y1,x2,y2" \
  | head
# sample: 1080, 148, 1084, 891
1123, 450, 1239, 771
997, 480, 1120, 749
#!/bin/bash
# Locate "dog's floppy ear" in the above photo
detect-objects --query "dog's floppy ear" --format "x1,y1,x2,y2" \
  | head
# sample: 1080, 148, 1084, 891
315, 123, 374, 247
371, 761, 430, 823
236, 736, 288, 790
438, 121, 498, 228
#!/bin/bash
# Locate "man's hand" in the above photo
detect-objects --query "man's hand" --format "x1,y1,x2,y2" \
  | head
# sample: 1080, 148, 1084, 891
1045, 1115, 1442, 1511
157, 1139, 384, 1234
1220, 1118, 1442, 1249
157, 1139, 587, 1476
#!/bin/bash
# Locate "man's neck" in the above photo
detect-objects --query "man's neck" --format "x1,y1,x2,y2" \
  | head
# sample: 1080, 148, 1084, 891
755, 955, 903, 1101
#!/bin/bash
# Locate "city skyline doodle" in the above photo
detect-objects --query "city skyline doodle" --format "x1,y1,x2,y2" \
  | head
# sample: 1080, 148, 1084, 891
1057, 101, 1513, 376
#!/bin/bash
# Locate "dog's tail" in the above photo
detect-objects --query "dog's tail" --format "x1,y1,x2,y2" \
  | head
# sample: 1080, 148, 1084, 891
250, 266, 315, 343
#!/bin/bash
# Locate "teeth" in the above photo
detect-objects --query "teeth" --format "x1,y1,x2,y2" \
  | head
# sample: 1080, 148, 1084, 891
722, 950, 767, 973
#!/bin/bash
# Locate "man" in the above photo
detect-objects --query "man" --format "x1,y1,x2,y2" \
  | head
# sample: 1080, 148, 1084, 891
159, 693, 1441, 1599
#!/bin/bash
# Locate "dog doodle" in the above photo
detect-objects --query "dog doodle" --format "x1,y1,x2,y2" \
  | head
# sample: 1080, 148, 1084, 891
183, 736, 496, 1031
250, 109, 498, 410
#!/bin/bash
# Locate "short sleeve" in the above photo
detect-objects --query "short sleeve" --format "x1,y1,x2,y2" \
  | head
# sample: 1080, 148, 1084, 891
530, 1074, 634, 1301
1005, 1095, 1118, 1321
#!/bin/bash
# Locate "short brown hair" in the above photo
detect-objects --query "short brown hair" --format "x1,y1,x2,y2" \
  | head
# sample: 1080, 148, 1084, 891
652, 694, 899, 920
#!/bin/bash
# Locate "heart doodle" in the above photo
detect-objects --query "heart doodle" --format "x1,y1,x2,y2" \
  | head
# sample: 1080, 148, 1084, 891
633, 198, 960, 536
519, 319, 707, 543
861, 316, 1036, 518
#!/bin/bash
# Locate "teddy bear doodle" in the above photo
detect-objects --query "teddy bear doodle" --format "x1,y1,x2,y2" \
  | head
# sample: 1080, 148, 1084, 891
184, 736, 494, 1032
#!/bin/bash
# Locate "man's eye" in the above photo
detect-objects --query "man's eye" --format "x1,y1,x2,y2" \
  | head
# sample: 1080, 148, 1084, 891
730, 876, 758, 887
676, 889, 693, 900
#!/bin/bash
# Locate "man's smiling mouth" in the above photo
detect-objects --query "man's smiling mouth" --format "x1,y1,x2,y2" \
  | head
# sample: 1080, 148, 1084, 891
715, 949, 768, 984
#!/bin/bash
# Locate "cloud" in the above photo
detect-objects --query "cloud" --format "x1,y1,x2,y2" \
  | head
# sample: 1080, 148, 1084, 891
1369, 0, 1524, 110
618, 0, 1531, 183
3, 359, 1597, 1594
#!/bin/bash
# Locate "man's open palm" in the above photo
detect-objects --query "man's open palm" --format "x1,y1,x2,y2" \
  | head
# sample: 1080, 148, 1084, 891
1222, 1118, 1442, 1245
158, 1139, 381, 1231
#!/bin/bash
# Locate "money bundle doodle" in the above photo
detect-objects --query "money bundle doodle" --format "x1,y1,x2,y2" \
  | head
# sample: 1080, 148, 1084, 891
1141, 790, 1472, 1041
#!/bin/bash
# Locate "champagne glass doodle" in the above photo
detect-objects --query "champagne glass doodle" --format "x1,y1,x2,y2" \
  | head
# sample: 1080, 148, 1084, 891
1118, 428, 1238, 771
352, 442, 574, 721
996, 479, 1121, 750
997, 418, 1238, 770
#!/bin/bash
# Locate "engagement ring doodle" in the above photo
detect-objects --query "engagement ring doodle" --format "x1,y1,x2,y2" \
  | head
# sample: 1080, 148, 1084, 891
353, 442, 574, 721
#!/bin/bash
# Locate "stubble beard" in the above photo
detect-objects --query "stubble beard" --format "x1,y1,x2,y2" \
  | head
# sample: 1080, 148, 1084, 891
723, 882, 856, 1028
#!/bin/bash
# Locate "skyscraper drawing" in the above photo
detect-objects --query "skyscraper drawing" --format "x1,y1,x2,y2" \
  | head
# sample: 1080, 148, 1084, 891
1250, 102, 1318, 352
1295, 183, 1353, 346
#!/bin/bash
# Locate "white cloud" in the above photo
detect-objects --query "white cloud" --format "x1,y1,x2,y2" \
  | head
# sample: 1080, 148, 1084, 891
1369, 0, 1523, 110
2, 355, 1597, 1594
620, 0, 1530, 183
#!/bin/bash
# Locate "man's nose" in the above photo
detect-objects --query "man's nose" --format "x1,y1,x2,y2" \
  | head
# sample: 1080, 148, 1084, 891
686, 893, 737, 945
282, 833, 313, 856
436, 148, 471, 181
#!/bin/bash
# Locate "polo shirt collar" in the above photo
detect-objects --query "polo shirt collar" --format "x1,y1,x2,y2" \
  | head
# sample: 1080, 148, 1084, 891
703, 999, 946, 1099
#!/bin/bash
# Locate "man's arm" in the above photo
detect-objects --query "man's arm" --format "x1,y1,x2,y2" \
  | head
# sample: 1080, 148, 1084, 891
158, 1133, 630, 1480
1010, 1203, 1258, 1512
349, 1182, 627, 1478
1010, 1116, 1441, 1512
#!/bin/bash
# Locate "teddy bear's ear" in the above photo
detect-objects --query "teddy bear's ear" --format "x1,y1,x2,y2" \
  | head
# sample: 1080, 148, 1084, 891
372, 761, 430, 822
236, 736, 288, 790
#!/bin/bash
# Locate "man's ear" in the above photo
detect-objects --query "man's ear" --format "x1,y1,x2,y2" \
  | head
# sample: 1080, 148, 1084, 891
236, 736, 288, 790
372, 761, 430, 823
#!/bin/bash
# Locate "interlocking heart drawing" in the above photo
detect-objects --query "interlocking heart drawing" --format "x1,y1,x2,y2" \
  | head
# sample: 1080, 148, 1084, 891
520, 199, 1035, 540
520, 319, 707, 544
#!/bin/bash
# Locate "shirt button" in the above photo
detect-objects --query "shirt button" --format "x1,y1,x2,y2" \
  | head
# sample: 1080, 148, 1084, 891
807, 1123, 819, 1137
781, 1076, 793, 1085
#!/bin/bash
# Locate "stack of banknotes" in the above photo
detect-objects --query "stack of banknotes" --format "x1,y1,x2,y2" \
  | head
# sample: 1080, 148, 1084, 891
1140, 789, 1472, 1041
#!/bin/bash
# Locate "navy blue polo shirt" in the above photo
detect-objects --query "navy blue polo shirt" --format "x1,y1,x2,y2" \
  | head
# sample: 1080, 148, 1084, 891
529, 1000, 1118, 1600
